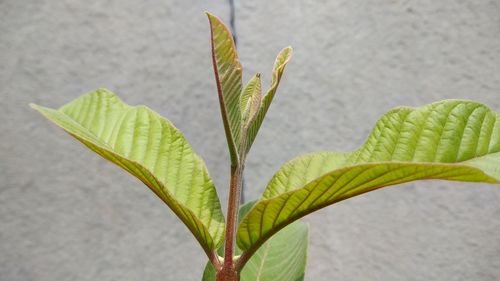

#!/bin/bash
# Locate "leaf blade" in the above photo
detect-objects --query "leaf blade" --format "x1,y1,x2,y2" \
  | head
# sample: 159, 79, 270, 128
207, 12, 243, 165
240, 222, 307, 281
31, 89, 226, 254
241, 73, 262, 129
202, 201, 308, 281
237, 100, 500, 252
245, 47, 293, 153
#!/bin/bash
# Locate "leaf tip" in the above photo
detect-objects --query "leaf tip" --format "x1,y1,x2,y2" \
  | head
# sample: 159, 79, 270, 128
29, 103, 44, 112
281, 46, 293, 61
205, 11, 219, 23
96, 87, 111, 93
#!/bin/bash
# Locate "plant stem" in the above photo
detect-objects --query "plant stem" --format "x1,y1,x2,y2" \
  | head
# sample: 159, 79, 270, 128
219, 131, 249, 281
224, 164, 244, 263
217, 163, 244, 281
216, 266, 239, 281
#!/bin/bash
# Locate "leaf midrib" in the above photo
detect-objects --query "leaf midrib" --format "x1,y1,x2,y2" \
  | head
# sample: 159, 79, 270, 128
261, 156, 498, 202
254, 242, 270, 281
35, 105, 221, 250
239, 160, 498, 251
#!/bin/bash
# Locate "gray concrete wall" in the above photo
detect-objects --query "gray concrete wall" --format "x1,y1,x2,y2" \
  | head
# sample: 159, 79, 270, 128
1, 0, 499, 280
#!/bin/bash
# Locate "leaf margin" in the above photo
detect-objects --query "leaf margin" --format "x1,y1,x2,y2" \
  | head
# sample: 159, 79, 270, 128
30, 88, 227, 257
237, 99, 500, 256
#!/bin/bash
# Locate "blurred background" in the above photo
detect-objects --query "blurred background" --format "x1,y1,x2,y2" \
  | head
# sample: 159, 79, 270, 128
1, 0, 500, 280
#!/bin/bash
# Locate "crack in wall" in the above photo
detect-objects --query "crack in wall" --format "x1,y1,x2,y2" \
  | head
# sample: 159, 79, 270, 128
228, 0, 238, 48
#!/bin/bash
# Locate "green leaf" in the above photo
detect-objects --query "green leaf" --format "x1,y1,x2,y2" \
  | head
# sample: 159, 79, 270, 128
207, 12, 243, 165
245, 47, 293, 153
201, 263, 217, 281
202, 201, 308, 281
239, 222, 307, 281
31, 89, 226, 255
241, 73, 262, 129
237, 100, 500, 253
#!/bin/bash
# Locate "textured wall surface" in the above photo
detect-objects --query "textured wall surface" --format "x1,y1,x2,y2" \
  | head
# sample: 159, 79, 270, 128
1, 0, 499, 280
